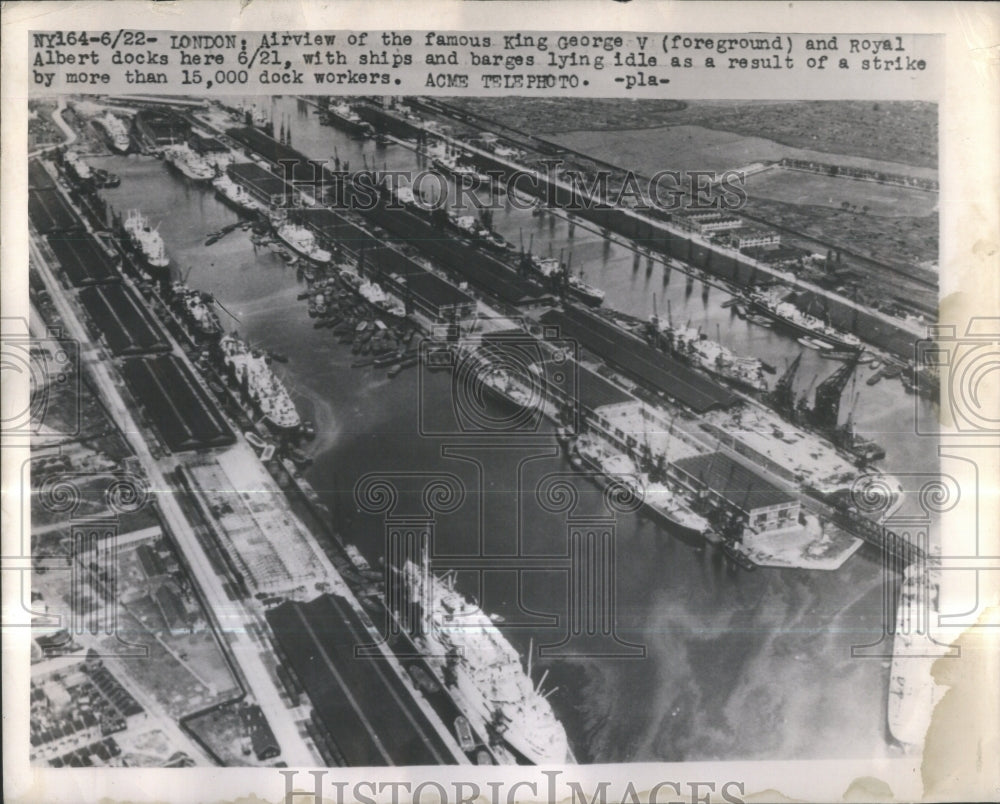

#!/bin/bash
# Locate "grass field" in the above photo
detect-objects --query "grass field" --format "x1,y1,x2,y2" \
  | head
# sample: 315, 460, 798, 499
449, 99, 937, 170
743, 195, 938, 274
548, 124, 938, 180
745, 167, 938, 217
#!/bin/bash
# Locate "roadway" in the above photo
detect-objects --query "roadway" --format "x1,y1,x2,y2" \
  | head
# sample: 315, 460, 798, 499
30, 236, 319, 767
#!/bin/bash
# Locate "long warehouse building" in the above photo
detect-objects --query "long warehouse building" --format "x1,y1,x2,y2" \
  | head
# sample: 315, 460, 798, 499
539, 307, 738, 413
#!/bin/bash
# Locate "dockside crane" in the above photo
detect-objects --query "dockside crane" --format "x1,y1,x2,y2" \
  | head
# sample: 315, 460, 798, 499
769, 352, 803, 418
811, 355, 860, 431
796, 372, 819, 421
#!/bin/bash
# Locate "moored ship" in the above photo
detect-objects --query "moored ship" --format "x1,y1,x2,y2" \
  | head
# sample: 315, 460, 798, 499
574, 434, 712, 539
276, 222, 332, 264
63, 150, 93, 185
427, 143, 491, 189
397, 556, 575, 766
218, 333, 301, 431
123, 210, 170, 276
170, 282, 223, 340
649, 317, 766, 392
567, 272, 606, 307
528, 256, 605, 307
322, 101, 374, 138
212, 173, 265, 216
163, 143, 215, 182
357, 278, 407, 319
96, 111, 132, 153
887, 560, 947, 751
748, 287, 862, 352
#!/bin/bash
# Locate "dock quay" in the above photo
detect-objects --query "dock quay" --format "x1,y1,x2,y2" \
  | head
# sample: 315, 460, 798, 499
26, 153, 476, 766
186, 111, 924, 565
389, 98, 927, 361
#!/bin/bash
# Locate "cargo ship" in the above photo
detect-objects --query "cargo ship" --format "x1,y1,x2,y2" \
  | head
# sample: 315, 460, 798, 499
747, 287, 862, 351
357, 278, 406, 319
529, 256, 605, 307
649, 316, 766, 392
163, 143, 215, 182
573, 434, 712, 539
122, 210, 170, 276
169, 282, 223, 340
567, 272, 606, 307
218, 333, 301, 432
63, 150, 93, 185
427, 144, 491, 189
887, 561, 947, 751
321, 101, 374, 138
396, 555, 575, 766
212, 174, 265, 216
276, 222, 332, 265
96, 111, 132, 153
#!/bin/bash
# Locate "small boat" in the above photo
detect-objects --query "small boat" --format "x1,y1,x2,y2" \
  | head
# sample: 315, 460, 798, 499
268, 351, 289, 363
721, 297, 740, 309
373, 350, 405, 368
388, 354, 419, 377
798, 336, 832, 350
352, 356, 376, 368
866, 369, 885, 386
732, 303, 747, 319
245, 431, 266, 450
760, 361, 777, 374
289, 447, 313, 468
745, 313, 774, 328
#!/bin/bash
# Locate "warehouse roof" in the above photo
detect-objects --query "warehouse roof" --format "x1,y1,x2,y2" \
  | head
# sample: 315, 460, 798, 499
673, 451, 796, 511
539, 307, 737, 413
29, 189, 82, 234
47, 233, 120, 286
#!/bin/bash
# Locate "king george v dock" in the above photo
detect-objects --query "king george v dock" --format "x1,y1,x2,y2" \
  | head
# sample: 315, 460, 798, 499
25, 93, 939, 767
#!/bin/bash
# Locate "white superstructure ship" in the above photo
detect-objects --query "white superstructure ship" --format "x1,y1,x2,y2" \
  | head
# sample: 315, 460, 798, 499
399, 558, 574, 765
212, 174, 265, 215
574, 434, 711, 537
63, 150, 92, 182
123, 210, 170, 271
651, 317, 766, 392
358, 279, 406, 318
97, 111, 131, 152
749, 287, 861, 351
276, 222, 332, 264
887, 561, 947, 751
163, 143, 215, 182
219, 333, 301, 431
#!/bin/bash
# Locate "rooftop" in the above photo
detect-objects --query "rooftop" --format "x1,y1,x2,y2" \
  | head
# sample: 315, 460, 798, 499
539, 307, 738, 413
673, 451, 797, 511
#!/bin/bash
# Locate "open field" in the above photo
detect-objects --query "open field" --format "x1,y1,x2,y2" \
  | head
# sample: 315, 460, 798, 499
745, 167, 938, 217
449, 98, 937, 170
548, 124, 938, 180
743, 195, 939, 278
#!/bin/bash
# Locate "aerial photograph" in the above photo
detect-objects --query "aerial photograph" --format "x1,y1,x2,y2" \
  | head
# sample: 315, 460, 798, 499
24, 93, 941, 768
